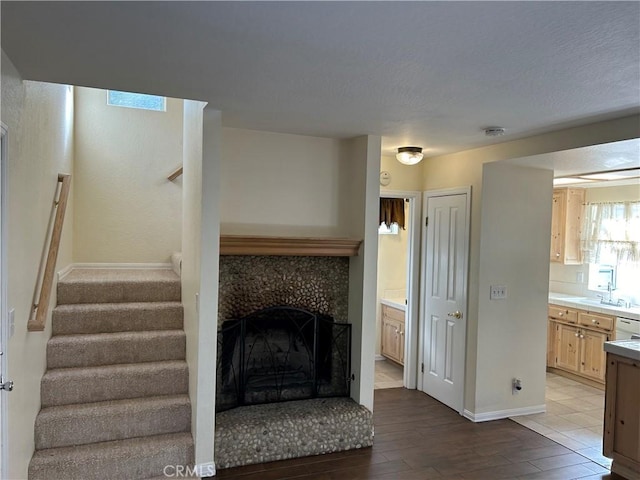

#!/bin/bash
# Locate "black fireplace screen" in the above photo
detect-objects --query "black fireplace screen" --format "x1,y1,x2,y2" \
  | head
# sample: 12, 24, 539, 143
216, 306, 351, 412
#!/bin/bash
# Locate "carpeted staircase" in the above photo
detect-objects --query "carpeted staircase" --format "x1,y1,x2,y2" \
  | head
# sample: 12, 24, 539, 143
28, 268, 194, 480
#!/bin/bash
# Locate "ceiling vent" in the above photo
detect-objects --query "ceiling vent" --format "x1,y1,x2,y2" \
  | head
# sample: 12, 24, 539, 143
484, 127, 506, 137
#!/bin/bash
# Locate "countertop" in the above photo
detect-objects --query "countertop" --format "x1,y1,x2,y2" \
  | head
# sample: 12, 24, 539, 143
604, 339, 640, 361
549, 292, 640, 321
380, 298, 406, 311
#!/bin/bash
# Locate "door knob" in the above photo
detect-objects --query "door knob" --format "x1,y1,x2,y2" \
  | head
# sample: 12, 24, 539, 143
447, 311, 463, 319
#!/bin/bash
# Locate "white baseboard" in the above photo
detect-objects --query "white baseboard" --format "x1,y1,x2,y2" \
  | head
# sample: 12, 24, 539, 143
194, 462, 216, 478
56, 264, 74, 281
463, 404, 546, 423
61, 262, 173, 273
375, 354, 385, 361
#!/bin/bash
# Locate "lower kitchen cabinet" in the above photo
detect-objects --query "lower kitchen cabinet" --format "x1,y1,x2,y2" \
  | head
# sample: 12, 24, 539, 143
604, 352, 640, 479
381, 304, 405, 366
548, 304, 612, 384
555, 323, 581, 372
579, 329, 608, 381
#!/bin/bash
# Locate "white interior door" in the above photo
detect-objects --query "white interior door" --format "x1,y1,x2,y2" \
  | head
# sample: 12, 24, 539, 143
421, 190, 469, 414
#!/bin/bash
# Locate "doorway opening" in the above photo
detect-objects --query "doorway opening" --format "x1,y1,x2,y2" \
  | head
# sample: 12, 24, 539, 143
375, 191, 421, 390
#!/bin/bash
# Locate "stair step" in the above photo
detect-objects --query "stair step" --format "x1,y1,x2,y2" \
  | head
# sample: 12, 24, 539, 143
52, 302, 183, 335
28, 432, 194, 480
35, 394, 190, 450
41, 361, 188, 407
47, 330, 186, 368
57, 269, 181, 305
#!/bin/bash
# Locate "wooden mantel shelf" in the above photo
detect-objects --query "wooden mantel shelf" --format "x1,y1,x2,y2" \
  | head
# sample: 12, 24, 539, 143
219, 235, 362, 257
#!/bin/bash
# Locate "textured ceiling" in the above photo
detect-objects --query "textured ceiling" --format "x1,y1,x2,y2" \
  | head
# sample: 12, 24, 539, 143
506, 138, 640, 179
1, 1, 639, 160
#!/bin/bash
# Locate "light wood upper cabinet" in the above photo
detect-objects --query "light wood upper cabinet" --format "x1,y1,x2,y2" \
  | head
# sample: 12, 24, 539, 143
381, 304, 405, 366
550, 188, 585, 264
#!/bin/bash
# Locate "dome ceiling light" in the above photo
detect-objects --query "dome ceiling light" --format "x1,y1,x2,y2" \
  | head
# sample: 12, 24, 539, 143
396, 146, 423, 165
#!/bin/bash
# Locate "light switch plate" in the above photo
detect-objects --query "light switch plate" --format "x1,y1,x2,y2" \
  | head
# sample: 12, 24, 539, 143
490, 285, 507, 300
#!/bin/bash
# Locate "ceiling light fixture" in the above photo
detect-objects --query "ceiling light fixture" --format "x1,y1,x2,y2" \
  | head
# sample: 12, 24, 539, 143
396, 146, 423, 165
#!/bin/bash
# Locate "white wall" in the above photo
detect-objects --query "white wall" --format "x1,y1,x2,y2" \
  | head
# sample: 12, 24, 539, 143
474, 163, 552, 416
181, 102, 220, 473
73, 87, 183, 263
422, 114, 639, 415
181, 100, 204, 462
344, 136, 381, 411
1, 52, 74, 480
219, 128, 350, 237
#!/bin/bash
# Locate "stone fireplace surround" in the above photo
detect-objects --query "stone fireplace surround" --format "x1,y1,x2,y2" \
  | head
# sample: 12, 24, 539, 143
214, 238, 373, 469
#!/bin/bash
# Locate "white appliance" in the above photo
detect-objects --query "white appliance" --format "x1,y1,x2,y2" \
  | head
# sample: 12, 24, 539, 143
616, 317, 640, 340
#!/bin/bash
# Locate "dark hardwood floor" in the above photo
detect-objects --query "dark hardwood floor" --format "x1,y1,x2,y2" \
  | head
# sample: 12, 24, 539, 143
214, 388, 624, 480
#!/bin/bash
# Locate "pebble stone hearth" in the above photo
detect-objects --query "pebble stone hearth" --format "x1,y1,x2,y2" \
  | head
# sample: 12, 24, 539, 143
214, 397, 373, 469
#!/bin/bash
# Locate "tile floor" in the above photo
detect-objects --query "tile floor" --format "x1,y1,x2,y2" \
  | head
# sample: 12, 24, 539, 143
374, 361, 611, 470
374, 358, 404, 389
510, 372, 610, 470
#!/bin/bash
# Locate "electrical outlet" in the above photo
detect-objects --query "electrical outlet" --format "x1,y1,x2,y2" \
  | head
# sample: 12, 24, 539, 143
490, 285, 507, 300
512, 378, 522, 394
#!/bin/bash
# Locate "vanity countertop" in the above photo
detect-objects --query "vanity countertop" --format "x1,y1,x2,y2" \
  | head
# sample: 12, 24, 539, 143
381, 298, 406, 312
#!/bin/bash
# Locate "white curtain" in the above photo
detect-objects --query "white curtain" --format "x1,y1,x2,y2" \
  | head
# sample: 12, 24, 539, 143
582, 201, 640, 264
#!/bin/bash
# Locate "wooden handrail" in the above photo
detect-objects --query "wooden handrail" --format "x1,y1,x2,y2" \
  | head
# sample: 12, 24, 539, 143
28, 174, 71, 332
167, 166, 183, 181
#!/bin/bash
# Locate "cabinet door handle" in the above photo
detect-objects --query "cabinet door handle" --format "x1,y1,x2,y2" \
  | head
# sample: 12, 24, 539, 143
575, 332, 579, 337
558, 312, 564, 317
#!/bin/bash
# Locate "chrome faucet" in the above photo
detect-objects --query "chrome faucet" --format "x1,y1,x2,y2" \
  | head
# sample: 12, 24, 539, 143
595, 282, 631, 307
597, 282, 618, 306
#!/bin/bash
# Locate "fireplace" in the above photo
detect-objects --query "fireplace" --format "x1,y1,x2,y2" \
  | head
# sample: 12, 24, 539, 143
216, 306, 351, 412
214, 247, 372, 469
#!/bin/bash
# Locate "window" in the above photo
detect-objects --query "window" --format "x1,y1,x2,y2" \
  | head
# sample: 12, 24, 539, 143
583, 200, 640, 302
582, 201, 640, 265
107, 91, 166, 111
